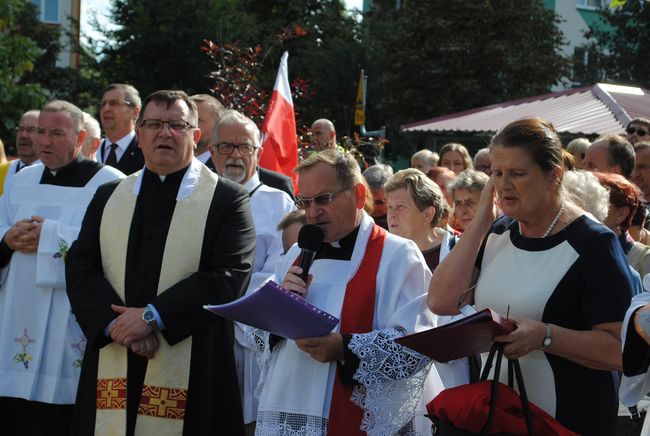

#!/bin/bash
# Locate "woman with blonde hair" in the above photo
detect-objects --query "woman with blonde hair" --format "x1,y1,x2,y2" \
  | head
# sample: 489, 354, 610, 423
438, 143, 473, 175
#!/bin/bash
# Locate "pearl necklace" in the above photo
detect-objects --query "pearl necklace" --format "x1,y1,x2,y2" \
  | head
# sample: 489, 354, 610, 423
519, 202, 565, 238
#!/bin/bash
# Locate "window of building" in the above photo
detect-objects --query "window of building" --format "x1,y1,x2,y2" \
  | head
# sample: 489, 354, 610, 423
31, 0, 59, 23
576, 0, 604, 8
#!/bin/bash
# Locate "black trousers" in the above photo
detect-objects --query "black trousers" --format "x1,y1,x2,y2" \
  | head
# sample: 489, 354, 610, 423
0, 396, 73, 436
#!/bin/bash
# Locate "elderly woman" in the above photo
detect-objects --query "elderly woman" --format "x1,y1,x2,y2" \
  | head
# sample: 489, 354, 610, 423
594, 172, 650, 279
385, 169, 454, 272
438, 143, 473, 175
429, 117, 633, 435
448, 170, 489, 233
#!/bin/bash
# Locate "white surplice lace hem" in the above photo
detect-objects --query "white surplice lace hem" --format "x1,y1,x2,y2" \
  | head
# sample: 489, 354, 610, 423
349, 327, 432, 436
238, 324, 272, 400
240, 325, 431, 436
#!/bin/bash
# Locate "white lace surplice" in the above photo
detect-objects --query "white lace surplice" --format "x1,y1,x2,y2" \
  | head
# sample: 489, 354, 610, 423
243, 213, 437, 436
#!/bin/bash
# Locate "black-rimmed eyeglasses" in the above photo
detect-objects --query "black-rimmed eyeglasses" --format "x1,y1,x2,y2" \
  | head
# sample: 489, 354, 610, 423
140, 119, 195, 132
294, 187, 352, 209
215, 142, 258, 156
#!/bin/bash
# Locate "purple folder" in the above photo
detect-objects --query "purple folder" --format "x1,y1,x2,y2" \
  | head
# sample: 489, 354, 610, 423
204, 280, 339, 340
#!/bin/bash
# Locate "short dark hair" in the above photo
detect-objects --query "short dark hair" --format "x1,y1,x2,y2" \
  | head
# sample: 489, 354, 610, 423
276, 210, 306, 231
137, 90, 198, 127
628, 117, 650, 130
595, 134, 635, 179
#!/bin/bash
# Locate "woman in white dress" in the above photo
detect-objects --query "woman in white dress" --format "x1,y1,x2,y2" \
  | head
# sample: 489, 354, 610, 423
428, 117, 633, 435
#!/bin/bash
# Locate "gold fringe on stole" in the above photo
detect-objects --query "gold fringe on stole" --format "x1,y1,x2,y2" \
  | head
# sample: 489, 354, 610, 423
95, 167, 218, 435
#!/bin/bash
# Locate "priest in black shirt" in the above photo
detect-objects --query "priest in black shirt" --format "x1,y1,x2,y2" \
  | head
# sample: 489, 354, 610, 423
0, 100, 124, 436
66, 90, 255, 436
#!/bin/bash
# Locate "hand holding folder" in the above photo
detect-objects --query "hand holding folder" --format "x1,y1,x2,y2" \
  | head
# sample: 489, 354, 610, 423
204, 280, 339, 340
395, 308, 515, 363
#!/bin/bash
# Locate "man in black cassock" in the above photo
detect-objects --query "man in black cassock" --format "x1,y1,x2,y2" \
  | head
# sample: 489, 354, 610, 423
66, 90, 255, 436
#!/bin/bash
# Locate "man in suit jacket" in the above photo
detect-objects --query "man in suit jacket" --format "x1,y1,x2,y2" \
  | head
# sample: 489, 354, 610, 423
98, 84, 145, 175
190, 94, 225, 169
3, 110, 42, 194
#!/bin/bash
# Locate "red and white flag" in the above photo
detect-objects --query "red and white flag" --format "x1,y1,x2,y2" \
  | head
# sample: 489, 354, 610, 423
260, 51, 298, 189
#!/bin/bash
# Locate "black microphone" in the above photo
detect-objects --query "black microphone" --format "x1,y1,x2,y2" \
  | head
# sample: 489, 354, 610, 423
297, 224, 324, 283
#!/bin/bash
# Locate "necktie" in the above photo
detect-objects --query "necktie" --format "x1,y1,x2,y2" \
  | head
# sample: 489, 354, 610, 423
105, 143, 118, 167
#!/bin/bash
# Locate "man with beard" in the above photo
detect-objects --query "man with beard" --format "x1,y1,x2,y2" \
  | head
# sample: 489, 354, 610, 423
209, 110, 294, 432
98, 84, 144, 175
4, 110, 41, 193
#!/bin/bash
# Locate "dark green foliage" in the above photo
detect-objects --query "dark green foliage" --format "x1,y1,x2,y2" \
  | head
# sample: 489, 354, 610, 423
586, 2, 650, 88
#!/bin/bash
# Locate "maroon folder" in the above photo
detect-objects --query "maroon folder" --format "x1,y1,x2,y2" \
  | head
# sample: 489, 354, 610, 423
395, 308, 515, 363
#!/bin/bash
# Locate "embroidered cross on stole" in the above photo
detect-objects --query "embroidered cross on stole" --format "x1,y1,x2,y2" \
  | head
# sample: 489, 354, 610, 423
95, 165, 217, 435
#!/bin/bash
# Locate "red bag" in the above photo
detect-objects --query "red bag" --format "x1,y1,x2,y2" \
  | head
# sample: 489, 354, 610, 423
426, 343, 578, 435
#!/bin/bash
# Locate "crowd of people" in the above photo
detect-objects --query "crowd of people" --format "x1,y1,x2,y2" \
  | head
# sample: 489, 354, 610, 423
0, 82, 649, 436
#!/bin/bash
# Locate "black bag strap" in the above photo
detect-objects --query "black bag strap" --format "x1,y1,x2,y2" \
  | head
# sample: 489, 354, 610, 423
479, 342, 536, 436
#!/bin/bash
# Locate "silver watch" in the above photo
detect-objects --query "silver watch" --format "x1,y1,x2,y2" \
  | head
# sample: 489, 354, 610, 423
142, 306, 159, 331
542, 323, 552, 348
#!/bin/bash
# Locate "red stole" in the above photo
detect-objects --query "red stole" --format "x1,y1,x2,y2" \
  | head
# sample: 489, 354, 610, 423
294, 224, 387, 435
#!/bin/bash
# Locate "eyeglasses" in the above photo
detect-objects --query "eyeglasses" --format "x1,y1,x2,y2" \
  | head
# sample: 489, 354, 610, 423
294, 187, 352, 209
140, 119, 195, 132
99, 99, 134, 109
215, 142, 258, 156
627, 127, 648, 137
14, 126, 37, 134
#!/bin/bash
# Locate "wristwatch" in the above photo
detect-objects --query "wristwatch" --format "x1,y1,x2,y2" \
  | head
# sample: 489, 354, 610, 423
142, 306, 159, 331
542, 323, 552, 348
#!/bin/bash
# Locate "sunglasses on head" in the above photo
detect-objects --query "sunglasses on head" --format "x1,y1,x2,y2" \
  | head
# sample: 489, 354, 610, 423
627, 127, 648, 137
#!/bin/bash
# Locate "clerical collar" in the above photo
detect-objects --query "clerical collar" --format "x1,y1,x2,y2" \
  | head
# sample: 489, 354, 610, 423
315, 225, 360, 261
46, 154, 85, 178
143, 164, 189, 186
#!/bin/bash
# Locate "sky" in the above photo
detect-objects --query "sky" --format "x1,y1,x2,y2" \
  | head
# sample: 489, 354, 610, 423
80, 0, 365, 44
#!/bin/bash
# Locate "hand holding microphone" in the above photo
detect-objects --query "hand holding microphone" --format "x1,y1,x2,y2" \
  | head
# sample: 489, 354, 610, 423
281, 224, 324, 297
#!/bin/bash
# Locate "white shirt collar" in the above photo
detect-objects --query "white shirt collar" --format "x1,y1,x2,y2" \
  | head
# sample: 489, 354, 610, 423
242, 171, 261, 193
106, 130, 136, 152
133, 158, 209, 201
196, 150, 211, 164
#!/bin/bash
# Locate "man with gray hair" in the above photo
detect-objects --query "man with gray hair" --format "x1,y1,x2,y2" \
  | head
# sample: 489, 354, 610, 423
411, 149, 438, 174
81, 112, 102, 161
310, 118, 337, 151
209, 109, 294, 431
98, 83, 144, 175
473, 148, 492, 175
0, 100, 124, 435
362, 163, 394, 229
4, 110, 42, 194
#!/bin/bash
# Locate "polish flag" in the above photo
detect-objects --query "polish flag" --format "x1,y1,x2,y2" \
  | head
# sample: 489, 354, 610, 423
260, 51, 298, 189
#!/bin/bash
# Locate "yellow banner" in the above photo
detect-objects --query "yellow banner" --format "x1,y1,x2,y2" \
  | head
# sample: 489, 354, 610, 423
354, 70, 365, 126
610, 0, 626, 7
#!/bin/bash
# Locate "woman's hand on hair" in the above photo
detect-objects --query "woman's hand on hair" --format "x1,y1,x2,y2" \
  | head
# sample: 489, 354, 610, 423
474, 177, 498, 226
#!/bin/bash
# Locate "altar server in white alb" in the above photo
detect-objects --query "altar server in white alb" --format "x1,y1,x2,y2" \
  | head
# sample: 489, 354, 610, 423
0, 100, 124, 436
242, 149, 437, 435
209, 110, 295, 428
